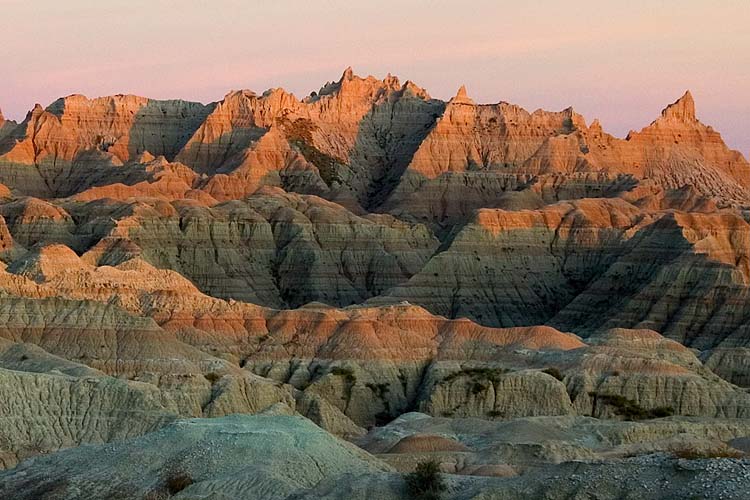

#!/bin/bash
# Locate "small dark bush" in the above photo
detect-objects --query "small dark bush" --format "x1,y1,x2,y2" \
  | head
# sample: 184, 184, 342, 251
541, 367, 564, 381
330, 366, 356, 384
19, 354, 29, 361
374, 411, 395, 426
590, 392, 674, 420
470, 381, 487, 395
281, 117, 345, 186
405, 460, 446, 500
649, 406, 675, 418
203, 372, 221, 384
366, 382, 390, 398
443, 367, 508, 384
165, 471, 193, 495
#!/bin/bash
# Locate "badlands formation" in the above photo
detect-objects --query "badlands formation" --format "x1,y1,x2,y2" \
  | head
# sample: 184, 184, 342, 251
0, 69, 749, 498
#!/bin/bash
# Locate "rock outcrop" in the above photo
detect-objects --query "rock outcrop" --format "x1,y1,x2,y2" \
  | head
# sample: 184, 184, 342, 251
361, 412, 750, 471
0, 414, 391, 499
0, 71, 749, 495
0, 96, 212, 197
377, 198, 750, 348
0, 365, 179, 469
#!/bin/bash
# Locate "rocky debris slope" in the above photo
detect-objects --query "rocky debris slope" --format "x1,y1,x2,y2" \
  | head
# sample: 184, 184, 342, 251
0, 190, 438, 308
1, 411, 749, 500
360, 412, 750, 472
295, 456, 750, 500
378, 197, 650, 325
0, 364, 179, 469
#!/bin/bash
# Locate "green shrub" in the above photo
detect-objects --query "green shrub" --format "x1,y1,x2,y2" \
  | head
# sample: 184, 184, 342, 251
367, 382, 393, 425
541, 367, 564, 381
443, 367, 508, 384
366, 382, 390, 398
470, 381, 487, 395
281, 118, 343, 186
330, 366, 356, 384
405, 460, 446, 500
374, 411, 395, 426
590, 392, 674, 420
649, 406, 675, 418
203, 372, 221, 384
165, 471, 193, 495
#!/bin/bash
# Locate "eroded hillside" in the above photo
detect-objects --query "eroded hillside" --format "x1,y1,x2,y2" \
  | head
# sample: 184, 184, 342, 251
0, 70, 749, 499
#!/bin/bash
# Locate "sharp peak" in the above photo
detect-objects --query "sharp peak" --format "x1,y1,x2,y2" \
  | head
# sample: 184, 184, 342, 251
341, 66, 355, 81
262, 87, 294, 98
27, 103, 46, 120
338, 66, 400, 86
451, 84, 474, 104
661, 90, 696, 121
301, 67, 419, 103
225, 88, 255, 95
401, 79, 431, 99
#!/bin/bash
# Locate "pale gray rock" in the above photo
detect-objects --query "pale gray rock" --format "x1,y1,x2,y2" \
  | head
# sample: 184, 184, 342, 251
0, 414, 391, 500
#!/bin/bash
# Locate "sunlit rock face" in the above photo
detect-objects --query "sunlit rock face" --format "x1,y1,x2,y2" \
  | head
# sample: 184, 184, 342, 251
0, 70, 747, 338
0, 70, 749, 481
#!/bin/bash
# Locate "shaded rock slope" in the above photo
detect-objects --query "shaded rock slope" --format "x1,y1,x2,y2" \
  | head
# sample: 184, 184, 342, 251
0, 413, 391, 500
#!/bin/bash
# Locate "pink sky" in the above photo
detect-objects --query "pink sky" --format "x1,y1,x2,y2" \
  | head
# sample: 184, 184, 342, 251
3, 0, 749, 154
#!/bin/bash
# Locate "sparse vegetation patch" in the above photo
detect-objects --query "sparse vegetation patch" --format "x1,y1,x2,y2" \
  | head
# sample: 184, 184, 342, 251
330, 366, 356, 384
442, 367, 508, 384
542, 367, 564, 381
165, 471, 193, 495
405, 460, 446, 500
590, 392, 674, 420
